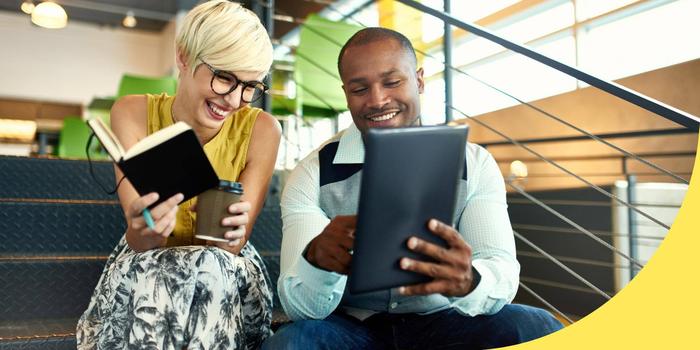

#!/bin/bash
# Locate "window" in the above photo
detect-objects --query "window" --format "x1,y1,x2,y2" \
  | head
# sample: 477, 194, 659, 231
422, 78, 445, 125
496, 2, 574, 44
424, 0, 699, 116
575, 0, 637, 21
452, 35, 577, 116
579, 0, 700, 80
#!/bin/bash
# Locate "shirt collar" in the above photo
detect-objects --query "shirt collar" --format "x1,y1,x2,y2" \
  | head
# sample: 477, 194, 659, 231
333, 123, 364, 164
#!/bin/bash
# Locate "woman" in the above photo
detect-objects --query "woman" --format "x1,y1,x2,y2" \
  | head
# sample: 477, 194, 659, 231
77, 1, 280, 349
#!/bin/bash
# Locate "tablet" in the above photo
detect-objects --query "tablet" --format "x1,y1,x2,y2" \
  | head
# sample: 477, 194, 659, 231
349, 125, 469, 294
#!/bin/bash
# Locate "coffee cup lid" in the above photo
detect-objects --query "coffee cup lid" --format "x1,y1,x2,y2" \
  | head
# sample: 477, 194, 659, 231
218, 180, 243, 194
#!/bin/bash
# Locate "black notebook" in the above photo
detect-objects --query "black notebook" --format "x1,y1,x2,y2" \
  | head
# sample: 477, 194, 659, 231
349, 125, 468, 294
87, 118, 219, 205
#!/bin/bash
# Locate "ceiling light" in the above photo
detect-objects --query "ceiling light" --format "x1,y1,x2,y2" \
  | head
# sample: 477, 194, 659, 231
20, 0, 34, 14
510, 160, 528, 178
31, 1, 67, 29
122, 11, 137, 28
0, 119, 37, 142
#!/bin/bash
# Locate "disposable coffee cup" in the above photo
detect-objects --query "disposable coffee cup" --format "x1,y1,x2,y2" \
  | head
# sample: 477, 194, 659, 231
195, 180, 243, 242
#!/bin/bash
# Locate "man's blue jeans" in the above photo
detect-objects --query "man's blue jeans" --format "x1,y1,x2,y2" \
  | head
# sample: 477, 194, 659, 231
262, 304, 563, 349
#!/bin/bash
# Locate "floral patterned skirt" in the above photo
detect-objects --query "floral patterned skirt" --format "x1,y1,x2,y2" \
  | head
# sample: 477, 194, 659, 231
77, 236, 273, 350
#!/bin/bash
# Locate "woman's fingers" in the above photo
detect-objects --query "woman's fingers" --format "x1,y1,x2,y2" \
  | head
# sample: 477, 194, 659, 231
161, 216, 177, 238
221, 212, 249, 227
150, 193, 185, 219
153, 205, 178, 235
228, 201, 251, 215
129, 192, 159, 218
224, 225, 246, 241
129, 193, 183, 238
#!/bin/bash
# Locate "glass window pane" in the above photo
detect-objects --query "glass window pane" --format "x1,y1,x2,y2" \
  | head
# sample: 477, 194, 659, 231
422, 79, 446, 125
497, 2, 575, 44
421, 51, 444, 78
421, 0, 520, 43
576, 0, 637, 21
448, 2, 574, 68
327, 1, 378, 26
453, 35, 577, 116
453, 0, 520, 23
348, 3, 379, 26
451, 37, 505, 68
422, 0, 444, 43
579, 0, 700, 80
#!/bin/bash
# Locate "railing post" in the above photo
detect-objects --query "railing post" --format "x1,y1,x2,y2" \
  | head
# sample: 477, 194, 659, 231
626, 174, 638, 279
443, 0, 453, 123
249, 0, 274, 113
264, 0, 275, 113
38, 132, 48, 155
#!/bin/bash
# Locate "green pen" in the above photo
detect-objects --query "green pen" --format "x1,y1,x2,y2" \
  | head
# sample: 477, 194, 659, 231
142, 208, 156, 230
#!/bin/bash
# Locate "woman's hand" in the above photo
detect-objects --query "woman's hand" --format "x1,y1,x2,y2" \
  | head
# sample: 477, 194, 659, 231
208, 201, 251, 255
126, 192, 184, 251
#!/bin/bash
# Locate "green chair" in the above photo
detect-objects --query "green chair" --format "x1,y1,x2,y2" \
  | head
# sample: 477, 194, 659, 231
57, 116, 106, 159
116, 74, 178, 97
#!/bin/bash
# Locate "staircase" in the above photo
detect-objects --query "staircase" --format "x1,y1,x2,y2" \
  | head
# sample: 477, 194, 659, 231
0, 155, 286, 349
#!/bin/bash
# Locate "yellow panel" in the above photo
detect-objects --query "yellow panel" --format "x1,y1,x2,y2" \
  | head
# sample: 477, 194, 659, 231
377, 0, 425, 64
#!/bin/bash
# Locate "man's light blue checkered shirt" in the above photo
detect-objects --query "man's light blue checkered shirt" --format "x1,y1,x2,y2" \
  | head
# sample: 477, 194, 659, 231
278, 123, 520, 321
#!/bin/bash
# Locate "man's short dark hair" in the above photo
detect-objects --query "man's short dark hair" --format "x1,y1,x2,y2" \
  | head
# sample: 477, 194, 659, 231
337, 27, 418, 77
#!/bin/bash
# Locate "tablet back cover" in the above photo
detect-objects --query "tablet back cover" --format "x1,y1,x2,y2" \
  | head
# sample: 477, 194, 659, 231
349, 125, 468, 294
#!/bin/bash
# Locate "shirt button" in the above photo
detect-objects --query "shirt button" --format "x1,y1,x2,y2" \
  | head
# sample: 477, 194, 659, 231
390, 302, 398, 309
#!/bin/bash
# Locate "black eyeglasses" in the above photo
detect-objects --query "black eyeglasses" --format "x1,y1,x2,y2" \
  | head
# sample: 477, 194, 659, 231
200, 60, 268, 103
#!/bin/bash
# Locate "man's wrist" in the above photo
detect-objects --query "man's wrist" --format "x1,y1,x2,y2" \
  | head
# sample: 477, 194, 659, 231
302, 241, 317, 267
468, 265, 481, 294
302, 240, 337, 272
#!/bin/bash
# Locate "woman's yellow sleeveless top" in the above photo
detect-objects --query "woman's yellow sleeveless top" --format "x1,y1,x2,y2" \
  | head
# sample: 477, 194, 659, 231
146, 93, 260, 246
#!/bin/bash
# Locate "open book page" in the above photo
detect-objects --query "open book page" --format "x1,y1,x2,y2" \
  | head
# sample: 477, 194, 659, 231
87, 117, 125, 162
123, 121, 192, 160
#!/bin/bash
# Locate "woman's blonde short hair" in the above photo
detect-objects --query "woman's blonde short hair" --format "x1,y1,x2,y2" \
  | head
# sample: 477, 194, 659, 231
176, 0, 273, 77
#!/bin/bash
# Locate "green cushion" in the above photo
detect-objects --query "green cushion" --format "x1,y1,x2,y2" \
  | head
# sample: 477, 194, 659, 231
294, 14, 361, 117
116, 74, 177, 97
57, 117, 106, 159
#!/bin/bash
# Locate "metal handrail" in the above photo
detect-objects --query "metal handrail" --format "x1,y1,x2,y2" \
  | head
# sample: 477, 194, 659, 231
507, 181, 645, 269
453, 105, 670, 231
519, 282, 574, 324
479, 128, 694, 147
513, 230, 612, 300
511, 223, 665, 240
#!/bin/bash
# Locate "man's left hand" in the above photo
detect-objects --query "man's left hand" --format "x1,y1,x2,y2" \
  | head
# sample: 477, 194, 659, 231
398, 219, 476, 297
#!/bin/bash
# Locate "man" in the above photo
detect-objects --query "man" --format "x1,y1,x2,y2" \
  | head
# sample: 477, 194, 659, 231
263, 28, 563, 349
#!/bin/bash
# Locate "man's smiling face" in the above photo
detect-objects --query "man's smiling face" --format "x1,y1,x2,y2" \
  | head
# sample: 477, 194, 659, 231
339, 38, 424, 136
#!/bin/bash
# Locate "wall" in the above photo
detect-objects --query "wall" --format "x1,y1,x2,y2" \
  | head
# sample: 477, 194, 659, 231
460, 59, 700, 191
0, 12, 174, 106
159, 15, 179, 77
509, 186, 615, 319
611, 181, 686, 290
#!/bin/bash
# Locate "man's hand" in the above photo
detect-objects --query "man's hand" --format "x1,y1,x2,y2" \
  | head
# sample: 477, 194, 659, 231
305, 215, 356, 275
398, 219, 477, 297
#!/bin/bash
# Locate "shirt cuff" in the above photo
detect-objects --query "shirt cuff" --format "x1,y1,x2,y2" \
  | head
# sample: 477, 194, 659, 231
449, 259, 497, 316
295, 251, 347, 290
